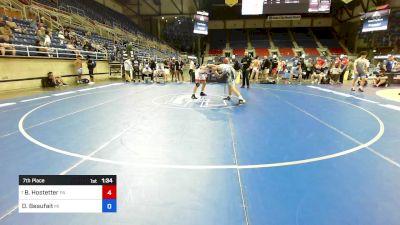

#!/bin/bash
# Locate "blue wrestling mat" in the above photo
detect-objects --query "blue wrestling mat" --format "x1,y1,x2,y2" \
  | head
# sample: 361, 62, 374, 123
0, 82, 400, 225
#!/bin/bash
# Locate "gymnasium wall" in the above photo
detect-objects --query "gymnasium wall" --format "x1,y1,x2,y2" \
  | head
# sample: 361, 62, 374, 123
0, 58, 110, 91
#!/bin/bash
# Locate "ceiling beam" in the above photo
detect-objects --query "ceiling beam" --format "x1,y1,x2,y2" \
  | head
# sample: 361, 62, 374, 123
143, 0, 159, 14
170, 0, 183, 14
192, 0, 198, 10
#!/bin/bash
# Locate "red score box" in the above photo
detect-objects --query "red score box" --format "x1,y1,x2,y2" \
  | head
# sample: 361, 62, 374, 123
102, 185, 117, 199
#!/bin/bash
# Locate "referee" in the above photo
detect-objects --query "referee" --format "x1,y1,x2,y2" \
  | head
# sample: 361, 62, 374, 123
241, 51, 252, 88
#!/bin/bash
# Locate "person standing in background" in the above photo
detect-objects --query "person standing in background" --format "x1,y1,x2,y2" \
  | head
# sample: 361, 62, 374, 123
352, 51, 369, 92
124, 56, 133, 82
87, 55, 96, 82
189, 59, 196, 83
241, 51, 252, 88
74, 55, 83, 83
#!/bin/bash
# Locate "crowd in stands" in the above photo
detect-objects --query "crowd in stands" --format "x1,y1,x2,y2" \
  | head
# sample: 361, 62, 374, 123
0, 14, 111, 58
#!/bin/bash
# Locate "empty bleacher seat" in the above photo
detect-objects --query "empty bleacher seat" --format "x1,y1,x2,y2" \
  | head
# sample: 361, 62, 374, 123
230, 29, 247, 49
255, 48, 269, 57
304, 48, 320, 56
279, 48, 295, 57
292, 28, 318, 48
329, 48, 346, 55
233, 48, 246, 57
271, 29, 293, 48
250, 29, 270, 49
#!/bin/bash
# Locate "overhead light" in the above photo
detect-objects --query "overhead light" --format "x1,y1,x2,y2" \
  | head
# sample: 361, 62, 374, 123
162, 16, 164, 19
174, 16, 177, 19
341, 0, 353, 4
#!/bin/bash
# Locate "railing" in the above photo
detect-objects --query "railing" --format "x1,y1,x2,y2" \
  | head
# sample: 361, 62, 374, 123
5, 43, 108, 60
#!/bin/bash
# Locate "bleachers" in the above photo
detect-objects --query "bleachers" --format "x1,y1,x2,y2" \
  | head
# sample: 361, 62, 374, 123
250, 29, 269, 48
292, 28, 318, 48
233, 48, 245, 57
230, 29, 247, 49
313, 28, 346, 55
279, 48, 295, 57
255, 48, 269, 57
208, 49, 223, 56
303, 48, 320, 56
271, 29, 293, 48
328, 48, 346, 55
209, 29, 226, 55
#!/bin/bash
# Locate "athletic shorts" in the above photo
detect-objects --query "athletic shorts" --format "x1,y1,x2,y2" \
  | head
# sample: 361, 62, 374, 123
77, 68, 83, 75
226, 76, 235, 86
142, 68, 152, 75
252, 67, 259, 73
195, 71, 207, 82
353, 73, 366, 79
283, 73, 290, 79
271, 68, 278, 74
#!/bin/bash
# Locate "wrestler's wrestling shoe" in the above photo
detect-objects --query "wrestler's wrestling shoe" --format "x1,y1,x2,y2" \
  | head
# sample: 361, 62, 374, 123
200, 92, 207, 96
191, 94, 198, 99
238, 99, 246, 105
223, 96, 231, 101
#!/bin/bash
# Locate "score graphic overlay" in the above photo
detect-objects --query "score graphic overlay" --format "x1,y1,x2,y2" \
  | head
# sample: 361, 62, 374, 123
19, 175, 117, 213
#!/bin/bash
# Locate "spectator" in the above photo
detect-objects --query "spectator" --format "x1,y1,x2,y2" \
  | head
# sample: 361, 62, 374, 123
5, 17, 25, 33
289, 62, 303, 84
74, 55, 83, 83
66, 41, 78, 57
43, 30, 52, 47
384, 55, 397, 72
0, 22, 13, 43
37, 27, 46, 45
352, 51, 369, 92
132, 56, 141, 82
35, 39, 49, 57
250, 57, 261, 82
123, 56, 133, 82
0, 23, 16, 56
149, 58, 156, 79
142, 59, 153, 82
58, 29, 65, 45
41, 17, 52, 33
328, 62, 342, 84
87, 55, 96, 82
47, 72, 67, 86
154, 60, 166, 83
339, 54, 348, 83
189, 59, 196, 82
373, 68, 389, 87
311, 63, 326, 84
261, 56, 271, 80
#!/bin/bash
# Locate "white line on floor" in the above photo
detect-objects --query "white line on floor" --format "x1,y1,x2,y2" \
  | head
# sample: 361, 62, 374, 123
60, 124, 135, 175
228, 116, 250, 225
77, 87, 98, 92
379, 104, 400, 111
275, 94, 400, 169
0, 102, 16, 108
0, 205, 18, 221
20, 96, 51, 102
307, 86, 381, 104
52, 91, 76, 96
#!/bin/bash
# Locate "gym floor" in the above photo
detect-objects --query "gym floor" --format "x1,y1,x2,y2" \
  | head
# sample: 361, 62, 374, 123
0, 82, 400, 225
